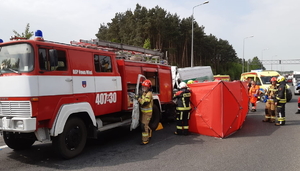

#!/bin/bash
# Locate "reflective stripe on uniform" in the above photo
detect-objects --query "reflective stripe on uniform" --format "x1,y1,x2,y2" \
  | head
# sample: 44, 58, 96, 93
182, 92, 191, 109
183, 126, 189, 129
265, 116, 271, 119
176, 107, 191, 110
183, 93, 191, 97
141, 108, 152, 113
277, 117, 285, 121
142, 132, 149, 137
176, 126, 183, 129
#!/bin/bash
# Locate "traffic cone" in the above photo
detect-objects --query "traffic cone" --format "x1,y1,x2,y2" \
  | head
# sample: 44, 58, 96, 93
156, 122, 163, 131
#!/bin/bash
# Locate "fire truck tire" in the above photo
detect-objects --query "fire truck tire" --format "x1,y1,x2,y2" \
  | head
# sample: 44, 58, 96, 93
149, 105, 161, 131
3, 132, 35, 150
53, 117, 87, 159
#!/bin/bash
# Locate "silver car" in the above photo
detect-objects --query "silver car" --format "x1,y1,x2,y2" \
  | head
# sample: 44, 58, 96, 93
294, 82, 300, 95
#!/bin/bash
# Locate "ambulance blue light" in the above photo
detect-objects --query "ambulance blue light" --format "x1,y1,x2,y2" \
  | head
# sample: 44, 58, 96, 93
0, 39, 3, 43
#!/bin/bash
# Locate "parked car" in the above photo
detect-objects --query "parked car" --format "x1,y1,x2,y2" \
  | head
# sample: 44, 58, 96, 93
287, 75, 293, 83
295, 82, 300, 95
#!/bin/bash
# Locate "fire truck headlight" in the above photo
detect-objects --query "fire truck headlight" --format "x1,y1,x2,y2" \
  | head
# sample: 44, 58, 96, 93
15, 120, 24, 130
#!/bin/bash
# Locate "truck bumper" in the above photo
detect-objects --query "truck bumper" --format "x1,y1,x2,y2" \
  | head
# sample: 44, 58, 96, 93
0, 117, 36, 133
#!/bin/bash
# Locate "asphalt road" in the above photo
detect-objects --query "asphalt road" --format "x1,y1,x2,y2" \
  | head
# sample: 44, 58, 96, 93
0, 85, 300, 171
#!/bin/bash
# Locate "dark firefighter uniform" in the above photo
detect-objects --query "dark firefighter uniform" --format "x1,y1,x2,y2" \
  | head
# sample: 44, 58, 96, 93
173, 83, 191, 135
275, 76, 287, 126
263, 77, 278, 123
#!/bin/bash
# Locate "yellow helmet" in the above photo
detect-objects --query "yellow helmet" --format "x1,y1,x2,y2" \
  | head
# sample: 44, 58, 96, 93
277, 76, 285, 83
187, 80, 194, 84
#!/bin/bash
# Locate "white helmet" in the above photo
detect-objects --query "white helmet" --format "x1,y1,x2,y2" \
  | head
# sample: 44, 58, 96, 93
178, 82, 187, 89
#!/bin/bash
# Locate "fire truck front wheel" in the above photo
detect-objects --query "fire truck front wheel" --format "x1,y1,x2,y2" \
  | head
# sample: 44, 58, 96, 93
3, 132, 36, 150
53, 117, 87, 159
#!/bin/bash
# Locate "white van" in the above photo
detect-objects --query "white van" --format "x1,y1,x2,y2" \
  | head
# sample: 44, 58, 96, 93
292, 71, 300, 86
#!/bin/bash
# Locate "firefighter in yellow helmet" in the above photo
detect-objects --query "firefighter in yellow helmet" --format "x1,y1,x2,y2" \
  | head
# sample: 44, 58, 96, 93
275, 76, 287, 126
262, 77, 278, 123
138, 79, 153, 145
187, 80, 194, 85
173, 82, 191, 135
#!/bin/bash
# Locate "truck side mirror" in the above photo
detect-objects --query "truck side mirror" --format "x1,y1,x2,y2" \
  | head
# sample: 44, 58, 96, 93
49, 49, 58, 67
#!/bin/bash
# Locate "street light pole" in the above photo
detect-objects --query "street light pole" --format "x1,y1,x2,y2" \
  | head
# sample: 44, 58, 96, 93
242, 35, 254, 72
261, 48, 268, 70
271, 55, 277, 70
191, 1, 209, 67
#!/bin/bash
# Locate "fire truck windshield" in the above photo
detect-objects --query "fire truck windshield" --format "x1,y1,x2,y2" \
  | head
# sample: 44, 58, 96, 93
0, 43, 34, 74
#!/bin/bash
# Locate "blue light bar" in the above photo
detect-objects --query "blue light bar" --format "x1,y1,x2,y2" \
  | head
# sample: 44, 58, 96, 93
35, 30, 43, 37
34, 30, 44, 41
0, 39, 3, 43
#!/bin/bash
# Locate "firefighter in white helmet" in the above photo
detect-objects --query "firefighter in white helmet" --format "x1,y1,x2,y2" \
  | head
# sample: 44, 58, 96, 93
173, 82, 191, 135
138, 79, 153, 145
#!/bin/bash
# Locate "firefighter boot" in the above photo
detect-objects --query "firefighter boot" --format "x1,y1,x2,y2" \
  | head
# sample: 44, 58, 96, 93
140, 140, 149, 145
275, 117, 285, 126
270, 110, 276, 123
262, 109, 270, 122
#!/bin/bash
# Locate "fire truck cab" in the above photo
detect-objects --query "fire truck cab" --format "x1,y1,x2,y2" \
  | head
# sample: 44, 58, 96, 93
0, 31, 174, 159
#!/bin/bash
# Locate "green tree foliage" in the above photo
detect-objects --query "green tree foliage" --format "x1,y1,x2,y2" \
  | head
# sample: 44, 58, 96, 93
143, 38, 151, 49
95, 4, 242, 78
13, 23, 34, 39
246, 56, 264, 72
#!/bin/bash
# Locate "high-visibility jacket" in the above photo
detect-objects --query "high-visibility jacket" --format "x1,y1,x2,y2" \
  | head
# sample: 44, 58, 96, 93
276, 82, 287, 104
139, 91, 153, 113
173, 88, 191, 111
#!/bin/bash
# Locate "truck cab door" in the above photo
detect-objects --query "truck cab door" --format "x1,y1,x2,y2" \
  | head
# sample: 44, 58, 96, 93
130, 74, 146, 130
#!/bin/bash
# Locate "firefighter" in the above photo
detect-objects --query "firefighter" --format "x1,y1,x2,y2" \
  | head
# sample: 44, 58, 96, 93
263, 77, 278, 122
275, 76, 287, 126
249, 81, 260, 112
173, 82, 191, 135
187, 80, 194, 85
138, 79, 153, 145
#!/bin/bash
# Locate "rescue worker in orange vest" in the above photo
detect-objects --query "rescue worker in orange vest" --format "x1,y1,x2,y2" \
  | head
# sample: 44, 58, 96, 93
138, 79, 153, 145
275, 76, 287, 126
263, 77, 278, 122
249, 81, 260, 112
173, 82, 191, 135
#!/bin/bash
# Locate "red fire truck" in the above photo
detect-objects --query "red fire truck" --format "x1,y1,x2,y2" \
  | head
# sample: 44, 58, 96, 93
0, 30, 174, 159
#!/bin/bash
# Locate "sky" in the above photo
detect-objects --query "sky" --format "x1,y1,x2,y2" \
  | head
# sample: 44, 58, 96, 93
1, 0, 300, 71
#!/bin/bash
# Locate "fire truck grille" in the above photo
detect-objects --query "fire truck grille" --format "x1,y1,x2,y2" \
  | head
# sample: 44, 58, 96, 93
0, 101, 32, 116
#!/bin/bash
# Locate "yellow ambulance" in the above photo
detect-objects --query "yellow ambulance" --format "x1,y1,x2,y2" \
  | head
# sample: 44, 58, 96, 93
240, 70, 292, 102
